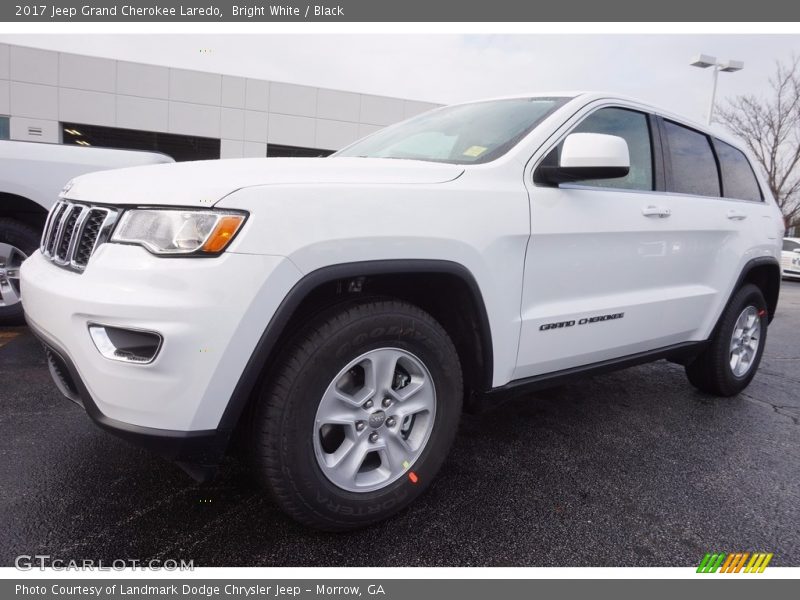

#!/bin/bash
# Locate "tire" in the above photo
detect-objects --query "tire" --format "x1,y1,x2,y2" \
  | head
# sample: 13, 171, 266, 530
0, 218, 40, 326
249, 298, 463, 531
685, 283, 768, 397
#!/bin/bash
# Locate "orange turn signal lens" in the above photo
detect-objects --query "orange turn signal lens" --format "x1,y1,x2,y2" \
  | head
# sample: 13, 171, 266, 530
201, 215, 245, 253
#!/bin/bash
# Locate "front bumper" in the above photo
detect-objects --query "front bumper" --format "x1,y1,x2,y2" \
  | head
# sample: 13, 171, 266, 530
21, 244, 302, 474
30, 324, 225, 480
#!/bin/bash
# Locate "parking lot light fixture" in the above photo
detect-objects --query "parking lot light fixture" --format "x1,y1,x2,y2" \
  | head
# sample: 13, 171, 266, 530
690, 54, 744, 125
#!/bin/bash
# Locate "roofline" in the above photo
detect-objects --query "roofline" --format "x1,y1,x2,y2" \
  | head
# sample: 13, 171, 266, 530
440, 91, 749, 152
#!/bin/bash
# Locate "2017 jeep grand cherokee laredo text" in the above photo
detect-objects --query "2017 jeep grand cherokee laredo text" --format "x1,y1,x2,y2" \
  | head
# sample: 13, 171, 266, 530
20, 94, 785, 530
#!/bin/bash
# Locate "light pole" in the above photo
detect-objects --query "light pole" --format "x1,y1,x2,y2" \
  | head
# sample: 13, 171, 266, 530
690, 54, 744, 125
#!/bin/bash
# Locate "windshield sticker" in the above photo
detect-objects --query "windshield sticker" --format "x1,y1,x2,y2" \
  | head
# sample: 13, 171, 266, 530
462, 145, 488, 157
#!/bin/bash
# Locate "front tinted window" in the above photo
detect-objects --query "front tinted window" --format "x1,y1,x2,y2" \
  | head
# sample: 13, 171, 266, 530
784, 239, 800, 252
663, 120, 720, 197
568, 107, 653, 190
336, 97, 568, 165
715, 139, 762, 202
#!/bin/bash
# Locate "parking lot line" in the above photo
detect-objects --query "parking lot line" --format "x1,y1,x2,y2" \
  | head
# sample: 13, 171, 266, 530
0, 330, 21, 348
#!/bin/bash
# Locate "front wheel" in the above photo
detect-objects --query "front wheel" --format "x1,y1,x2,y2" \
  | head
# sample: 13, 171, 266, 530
685, 283, 768, 396
249, 299, 463, 530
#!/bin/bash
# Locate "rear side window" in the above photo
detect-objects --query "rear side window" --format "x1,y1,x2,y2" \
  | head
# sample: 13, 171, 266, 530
715, 139, 762, 202
663, 120, 720, 197
568, 107, 654, 191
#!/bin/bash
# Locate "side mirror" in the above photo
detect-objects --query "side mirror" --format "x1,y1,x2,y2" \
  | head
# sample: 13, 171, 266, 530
793, 248, 800, 254
537, 133, 630, 185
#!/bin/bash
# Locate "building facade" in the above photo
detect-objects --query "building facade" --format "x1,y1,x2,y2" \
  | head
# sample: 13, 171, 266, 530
0, 43, 441, 160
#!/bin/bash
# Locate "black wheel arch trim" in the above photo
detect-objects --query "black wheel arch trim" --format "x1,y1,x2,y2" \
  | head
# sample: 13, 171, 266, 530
27, 260, 492, 480
217, 259, 494, 434
726, 256, 781, 325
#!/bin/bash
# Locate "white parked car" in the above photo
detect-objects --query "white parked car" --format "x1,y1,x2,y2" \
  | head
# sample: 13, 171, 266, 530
782, 237, 800, 279
0, 141, 172, 324
21, 93, 785, 530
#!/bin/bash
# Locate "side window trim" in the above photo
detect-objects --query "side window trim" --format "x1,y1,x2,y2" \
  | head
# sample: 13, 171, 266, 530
648, 113, 666, 192
710, 132, 724, 198
711, 137, 764, 202
658, 115, 723, 199
533, 105, 658, 192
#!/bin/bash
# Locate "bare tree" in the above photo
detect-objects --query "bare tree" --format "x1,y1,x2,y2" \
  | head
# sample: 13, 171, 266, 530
717, 56, 800, 228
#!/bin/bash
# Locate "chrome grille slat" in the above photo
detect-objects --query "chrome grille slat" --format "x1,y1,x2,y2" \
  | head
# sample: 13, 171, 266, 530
54, 206, 82, 263
51, 205, 76, 259
40, 201, 60, 253
40, 201, 119, 273
72, 209, 113, 269
43, 202, 68, 256
61, 206, 91, 265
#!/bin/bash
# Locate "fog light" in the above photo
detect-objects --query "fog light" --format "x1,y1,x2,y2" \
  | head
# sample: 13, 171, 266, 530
88, 324, 162, 364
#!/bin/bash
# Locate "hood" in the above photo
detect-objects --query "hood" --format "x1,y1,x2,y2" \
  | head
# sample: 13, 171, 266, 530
63, 157, 464, 207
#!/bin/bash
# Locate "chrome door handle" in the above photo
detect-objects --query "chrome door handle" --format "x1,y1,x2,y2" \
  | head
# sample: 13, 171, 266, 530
642, 205, 671, 218
727, 209, 748, 221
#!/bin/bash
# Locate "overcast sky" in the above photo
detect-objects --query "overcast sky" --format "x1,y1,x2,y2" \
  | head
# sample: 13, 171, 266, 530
3, 34, 799, 126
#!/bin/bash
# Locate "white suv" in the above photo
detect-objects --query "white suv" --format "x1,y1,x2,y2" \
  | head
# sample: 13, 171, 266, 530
21, 93, 785, 530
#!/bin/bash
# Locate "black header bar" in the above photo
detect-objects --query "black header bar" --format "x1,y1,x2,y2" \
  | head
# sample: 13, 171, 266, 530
4, 0, 800, 22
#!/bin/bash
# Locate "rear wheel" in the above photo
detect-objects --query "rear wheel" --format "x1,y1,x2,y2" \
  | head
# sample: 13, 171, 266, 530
249, 298, 463, 531
0, 219, 39, 325
685, 284, 768, 396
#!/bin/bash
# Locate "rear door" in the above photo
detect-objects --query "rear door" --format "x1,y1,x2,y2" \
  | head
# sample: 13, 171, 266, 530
659, 123, 772, 339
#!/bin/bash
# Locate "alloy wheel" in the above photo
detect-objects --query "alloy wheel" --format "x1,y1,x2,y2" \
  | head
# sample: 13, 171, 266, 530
729, 305, 761, 378
313, 347, 436, 493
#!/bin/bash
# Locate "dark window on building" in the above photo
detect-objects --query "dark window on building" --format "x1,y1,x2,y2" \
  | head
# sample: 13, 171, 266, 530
267, 144, 334, 158
566, 107, 654, 191
714, 139, 762, 202
61, 123, 220, 162
663, 120, 720, 197
0, 116, 9, 140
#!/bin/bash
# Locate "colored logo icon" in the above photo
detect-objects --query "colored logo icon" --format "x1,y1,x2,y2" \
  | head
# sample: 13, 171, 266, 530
697, 552, 773, 573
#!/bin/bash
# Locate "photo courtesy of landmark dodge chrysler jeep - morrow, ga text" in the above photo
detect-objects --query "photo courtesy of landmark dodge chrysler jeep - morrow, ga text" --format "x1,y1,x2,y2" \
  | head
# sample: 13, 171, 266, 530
21, 93, 784, 530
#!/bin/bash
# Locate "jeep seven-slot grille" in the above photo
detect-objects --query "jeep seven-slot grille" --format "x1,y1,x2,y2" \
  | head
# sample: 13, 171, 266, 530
40, 201, 119, 272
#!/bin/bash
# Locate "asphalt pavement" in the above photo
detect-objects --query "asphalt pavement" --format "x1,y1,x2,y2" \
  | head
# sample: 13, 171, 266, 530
1, 283, 799, 567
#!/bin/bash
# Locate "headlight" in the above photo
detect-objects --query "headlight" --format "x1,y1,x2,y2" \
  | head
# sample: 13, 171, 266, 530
110, 209, 246, 255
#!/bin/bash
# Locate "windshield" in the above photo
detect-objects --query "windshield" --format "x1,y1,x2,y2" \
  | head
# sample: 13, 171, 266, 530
335, 97, 569, 165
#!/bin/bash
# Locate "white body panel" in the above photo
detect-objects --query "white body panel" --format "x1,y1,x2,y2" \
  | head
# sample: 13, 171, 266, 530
516, 185, 776, 378
515, 98, 782, 378
23, 245, 300, 430
0, 140, 173, 211
216, 164, 530, 386
64, 157, 464, 207
20, 93, 785, 434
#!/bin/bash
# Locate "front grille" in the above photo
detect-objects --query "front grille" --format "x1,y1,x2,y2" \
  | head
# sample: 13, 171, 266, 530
41, 201, 119, 272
